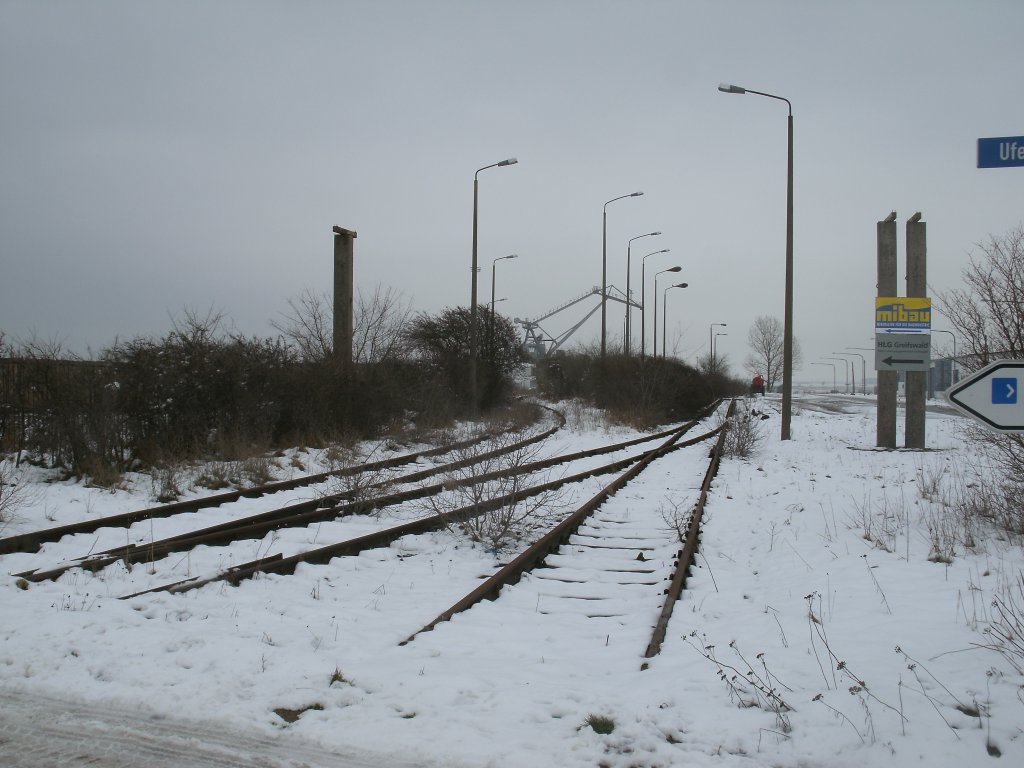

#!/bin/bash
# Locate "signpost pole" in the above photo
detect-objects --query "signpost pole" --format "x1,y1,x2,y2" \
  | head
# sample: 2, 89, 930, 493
905, 213, 927, 449
876, 213, 898, 448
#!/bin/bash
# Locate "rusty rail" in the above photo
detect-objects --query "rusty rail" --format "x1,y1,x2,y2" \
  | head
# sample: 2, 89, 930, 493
18, 418, 685, 583
122, 420, 721, 598
0, 404, 564, 556
641, 398, 736, 665
400, 421, 724, 644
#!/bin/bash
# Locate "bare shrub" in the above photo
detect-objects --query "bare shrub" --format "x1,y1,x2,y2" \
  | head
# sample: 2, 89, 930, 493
196, 461, 236, 490
319, 454, 395, 509
717, 403, 766, 459
150, 465, 183, 503
685, 632, 793, 735
1, 459, 33, 532
938, 225, 1024, 538
914, 457, 949, 502
942, 449, 1018, 545
420, 435, 564, 553
561, 399, 607, 433
240, 456, 275, 486
847, 490, 908, 554
659, 496, 692, 542
923, 506, 957, 564
982, 571, 1024, 673
79, 454, 125, 490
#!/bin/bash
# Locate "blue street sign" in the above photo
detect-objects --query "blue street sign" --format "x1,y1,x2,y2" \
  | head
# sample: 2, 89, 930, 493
978, 136, 1024, 168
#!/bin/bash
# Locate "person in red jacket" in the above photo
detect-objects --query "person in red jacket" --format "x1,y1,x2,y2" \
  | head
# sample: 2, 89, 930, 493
752, 374, 766, 396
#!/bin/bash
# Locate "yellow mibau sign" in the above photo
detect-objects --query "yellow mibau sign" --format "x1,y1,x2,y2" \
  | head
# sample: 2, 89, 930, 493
875, 297, 931, 331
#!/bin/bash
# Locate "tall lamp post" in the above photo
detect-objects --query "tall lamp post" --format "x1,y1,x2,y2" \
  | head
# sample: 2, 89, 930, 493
662, 282, 689, 358
625, 231, 661, 355
470, 157, 517, 414
652, 266, 682, 361
714, 332, 729, 370
824, 357, 851, 393
709, 322, 727, 371
640, 249, 671, 358
490, 254, 518, 361
491, 254, 518, 318
719, 82, 794, 440
848, 347, 875, 394
843, 349, 868, 395
812, 361, 836, 392
832, 352, 859, 394
932, 329, 958, 387
602, 191, 644, 359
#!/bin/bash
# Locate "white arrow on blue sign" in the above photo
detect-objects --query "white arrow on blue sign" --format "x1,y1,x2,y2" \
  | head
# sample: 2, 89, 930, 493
947, 360, 1024, 432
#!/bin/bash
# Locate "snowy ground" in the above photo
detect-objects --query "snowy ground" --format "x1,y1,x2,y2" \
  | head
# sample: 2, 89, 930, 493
1, 394, 1022, 767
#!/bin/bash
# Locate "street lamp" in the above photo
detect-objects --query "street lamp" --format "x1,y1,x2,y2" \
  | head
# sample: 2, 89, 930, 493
602, 191, 644, 359
625, 231, 661, 355
490, 254, 518, 363
832, 352, 860, 394
491, 254, 518, 318
653, 266, 682, 360
709, 323, 727, 371
932, 330, 958, 387
812, 361, 836, 392
640, 249, 671, 358
719, 82, 794, 440
824, 357, 850, 393
714, 332, 728, 366
843, 349, 868, 395
662, 282, 689, 358
470, 157, 517, 414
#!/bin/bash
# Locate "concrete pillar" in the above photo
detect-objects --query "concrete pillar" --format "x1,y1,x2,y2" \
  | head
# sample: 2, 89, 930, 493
877, 213, 898, 448
905, 213, 927, 449
332, 226, 357, 370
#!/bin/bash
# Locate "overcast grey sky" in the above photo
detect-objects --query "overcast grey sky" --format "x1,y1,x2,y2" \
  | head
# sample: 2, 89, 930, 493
2, 0, 1021, 379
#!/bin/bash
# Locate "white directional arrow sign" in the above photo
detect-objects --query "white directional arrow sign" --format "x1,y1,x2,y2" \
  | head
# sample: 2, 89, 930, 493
946, 360, 1024, 432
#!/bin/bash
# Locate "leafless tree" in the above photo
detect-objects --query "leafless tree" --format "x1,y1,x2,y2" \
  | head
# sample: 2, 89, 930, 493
938, 225, 1024, 369
744, 315, 802, 390
170, 306, 229, 348
271, 289, 332, 363
353, 285, 413, 363
697, 351, 730, 378
272, 286, 412, 363
938, 224, 1024, 535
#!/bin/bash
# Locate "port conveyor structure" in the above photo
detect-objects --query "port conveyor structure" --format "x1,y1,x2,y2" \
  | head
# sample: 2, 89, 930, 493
514, 285, 639, 358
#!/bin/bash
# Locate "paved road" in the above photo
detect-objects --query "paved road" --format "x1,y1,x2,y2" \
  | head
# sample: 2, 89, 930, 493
0, 689, 447, 768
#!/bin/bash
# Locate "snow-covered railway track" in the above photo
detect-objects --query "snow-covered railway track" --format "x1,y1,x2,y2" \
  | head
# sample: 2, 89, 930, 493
402, 402, 731, 665
4, 405, 720, 595
0, 405, 561, 557
112, 418, 713, 598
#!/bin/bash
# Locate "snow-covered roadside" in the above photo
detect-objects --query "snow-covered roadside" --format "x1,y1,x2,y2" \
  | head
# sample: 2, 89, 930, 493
1, 395, 1022, 767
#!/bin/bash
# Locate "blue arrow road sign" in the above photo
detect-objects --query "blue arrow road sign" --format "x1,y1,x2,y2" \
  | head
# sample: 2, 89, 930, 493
947, 361, 1024, 432
978, 136, 1024, 168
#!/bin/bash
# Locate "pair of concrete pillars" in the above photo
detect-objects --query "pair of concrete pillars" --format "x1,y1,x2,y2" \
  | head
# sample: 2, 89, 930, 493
876, 212, 927, 449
